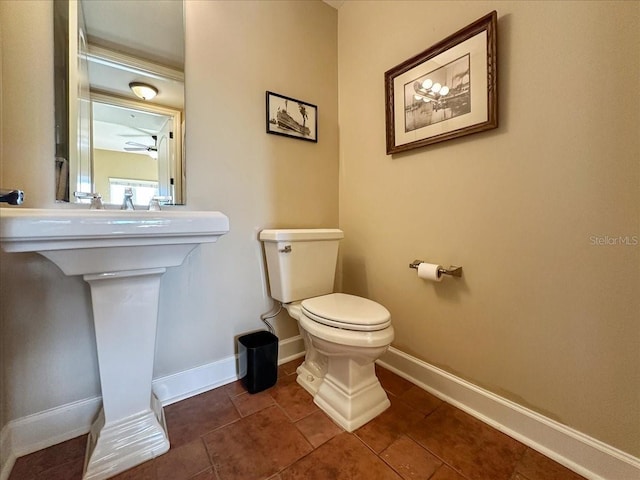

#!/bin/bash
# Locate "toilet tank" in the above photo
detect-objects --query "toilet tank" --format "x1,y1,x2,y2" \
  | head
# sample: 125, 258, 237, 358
259, 229, 344, 303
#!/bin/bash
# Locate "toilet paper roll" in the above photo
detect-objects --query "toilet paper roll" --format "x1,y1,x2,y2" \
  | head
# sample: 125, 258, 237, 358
417, 262, 443, 282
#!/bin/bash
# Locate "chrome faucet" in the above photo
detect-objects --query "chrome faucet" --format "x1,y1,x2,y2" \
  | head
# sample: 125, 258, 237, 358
74, 191, 104, 209
121, 188, 135, 210
0, 189, 24, 205
148, 196, 173, 211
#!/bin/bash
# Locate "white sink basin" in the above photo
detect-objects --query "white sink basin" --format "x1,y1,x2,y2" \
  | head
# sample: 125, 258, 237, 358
0, 208, 230, 275
0, 207, 229, 480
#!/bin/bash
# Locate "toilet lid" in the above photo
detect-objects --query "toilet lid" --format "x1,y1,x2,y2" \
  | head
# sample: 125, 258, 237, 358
301, 293, 391, 331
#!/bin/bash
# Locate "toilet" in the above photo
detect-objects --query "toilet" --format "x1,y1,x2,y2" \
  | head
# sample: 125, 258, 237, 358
259, 228, 394, 431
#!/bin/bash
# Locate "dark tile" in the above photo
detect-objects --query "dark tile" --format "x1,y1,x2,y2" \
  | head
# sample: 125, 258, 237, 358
409, 403, 526, 480
165, 387, 241, 448
431, 465, 468, 480
275, 358, 304, 388
203, 405, 312, 480
231, 390, 276, 417
274, 369, 298, 387
220, 380, 248, 398
270, 379, 319, 422
279, 357, 304, 376
189, 469, 217, 480
376, 365, 415, 397
295, 410, 343, 447
355, 394, 424, 453
280, 432, 402, 480
380, 435, 441, 479
34, 458, 84, 480
398, 386, 442, 416
514, 448, 586, 480
155, 438, 211, 480
110, 460, 156, 480
9, 436, 86, 479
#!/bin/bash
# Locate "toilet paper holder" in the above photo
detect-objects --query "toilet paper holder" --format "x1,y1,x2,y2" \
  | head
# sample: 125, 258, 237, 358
409, 260, 463, 277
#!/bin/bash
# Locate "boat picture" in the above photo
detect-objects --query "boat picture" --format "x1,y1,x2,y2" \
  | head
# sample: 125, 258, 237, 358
266, 91, 317, 142
276, 108, 310, 136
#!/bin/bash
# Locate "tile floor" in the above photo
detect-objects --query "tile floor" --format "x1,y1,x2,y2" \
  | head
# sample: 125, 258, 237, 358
9, 359, 586, 480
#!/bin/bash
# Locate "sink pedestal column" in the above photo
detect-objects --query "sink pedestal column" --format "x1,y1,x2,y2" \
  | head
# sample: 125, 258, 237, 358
82, 268, 170, 480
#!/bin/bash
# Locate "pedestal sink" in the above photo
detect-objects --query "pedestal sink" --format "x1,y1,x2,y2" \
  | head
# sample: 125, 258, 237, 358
0, 208, 229, 480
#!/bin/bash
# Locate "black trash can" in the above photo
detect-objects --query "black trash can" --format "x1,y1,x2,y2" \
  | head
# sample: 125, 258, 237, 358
238, 331, 278, 393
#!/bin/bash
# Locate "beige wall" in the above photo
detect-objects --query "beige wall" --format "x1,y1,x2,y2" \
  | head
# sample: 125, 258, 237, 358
0, 0, 338, 425
0, 0, 55, 207
338, 1, 639, 456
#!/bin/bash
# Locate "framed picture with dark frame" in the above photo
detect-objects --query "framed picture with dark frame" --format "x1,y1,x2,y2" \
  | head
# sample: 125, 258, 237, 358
266, 91, 318, 143
385, 11, 497, 154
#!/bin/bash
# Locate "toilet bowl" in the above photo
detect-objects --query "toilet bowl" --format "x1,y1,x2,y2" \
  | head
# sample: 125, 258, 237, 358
299, 293, 394, 431
259, 229, 394, 431
283, 302, 328, 395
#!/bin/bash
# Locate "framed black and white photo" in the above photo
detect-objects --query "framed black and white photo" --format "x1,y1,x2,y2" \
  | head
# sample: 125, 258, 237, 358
385, 11, 497, 154
266, 91, 317, 142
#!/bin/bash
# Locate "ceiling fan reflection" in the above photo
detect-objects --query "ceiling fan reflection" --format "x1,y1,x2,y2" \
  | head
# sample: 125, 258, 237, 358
124, 135, 158, 158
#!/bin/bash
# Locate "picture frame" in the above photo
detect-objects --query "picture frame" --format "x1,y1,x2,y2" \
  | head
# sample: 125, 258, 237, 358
384, 11, 497, 154
266, 91, 318, 143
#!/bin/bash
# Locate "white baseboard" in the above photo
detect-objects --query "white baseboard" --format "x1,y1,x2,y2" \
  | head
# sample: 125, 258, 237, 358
278, 334, 305, 364
0, 395, 102, 480
7, 396, 101, 459
378, 347, 640, 480
153, 354, 239, 406
154, 334, 304, 406
0, 425, 14, 480
0, 335, 306, 479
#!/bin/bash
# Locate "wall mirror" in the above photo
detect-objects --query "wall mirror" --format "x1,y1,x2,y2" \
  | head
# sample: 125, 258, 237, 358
54, 0, 185, 206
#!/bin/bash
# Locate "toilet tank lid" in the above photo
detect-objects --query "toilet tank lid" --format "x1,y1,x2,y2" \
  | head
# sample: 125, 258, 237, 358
259, 229, 344, 242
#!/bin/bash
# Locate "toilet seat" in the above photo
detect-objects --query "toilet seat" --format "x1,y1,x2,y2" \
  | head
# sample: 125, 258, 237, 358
301, 293, 391, 332
298, 313, 394, 349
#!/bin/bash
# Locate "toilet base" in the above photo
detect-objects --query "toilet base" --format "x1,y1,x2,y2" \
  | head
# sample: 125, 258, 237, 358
295, 326, 328, 396
313, 357, 390, 432
296, 362, 322, 396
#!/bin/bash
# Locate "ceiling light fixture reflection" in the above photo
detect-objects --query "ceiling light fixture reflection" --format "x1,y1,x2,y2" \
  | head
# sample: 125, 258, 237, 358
412, 79, 451, 105
129, 82, 158, 101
